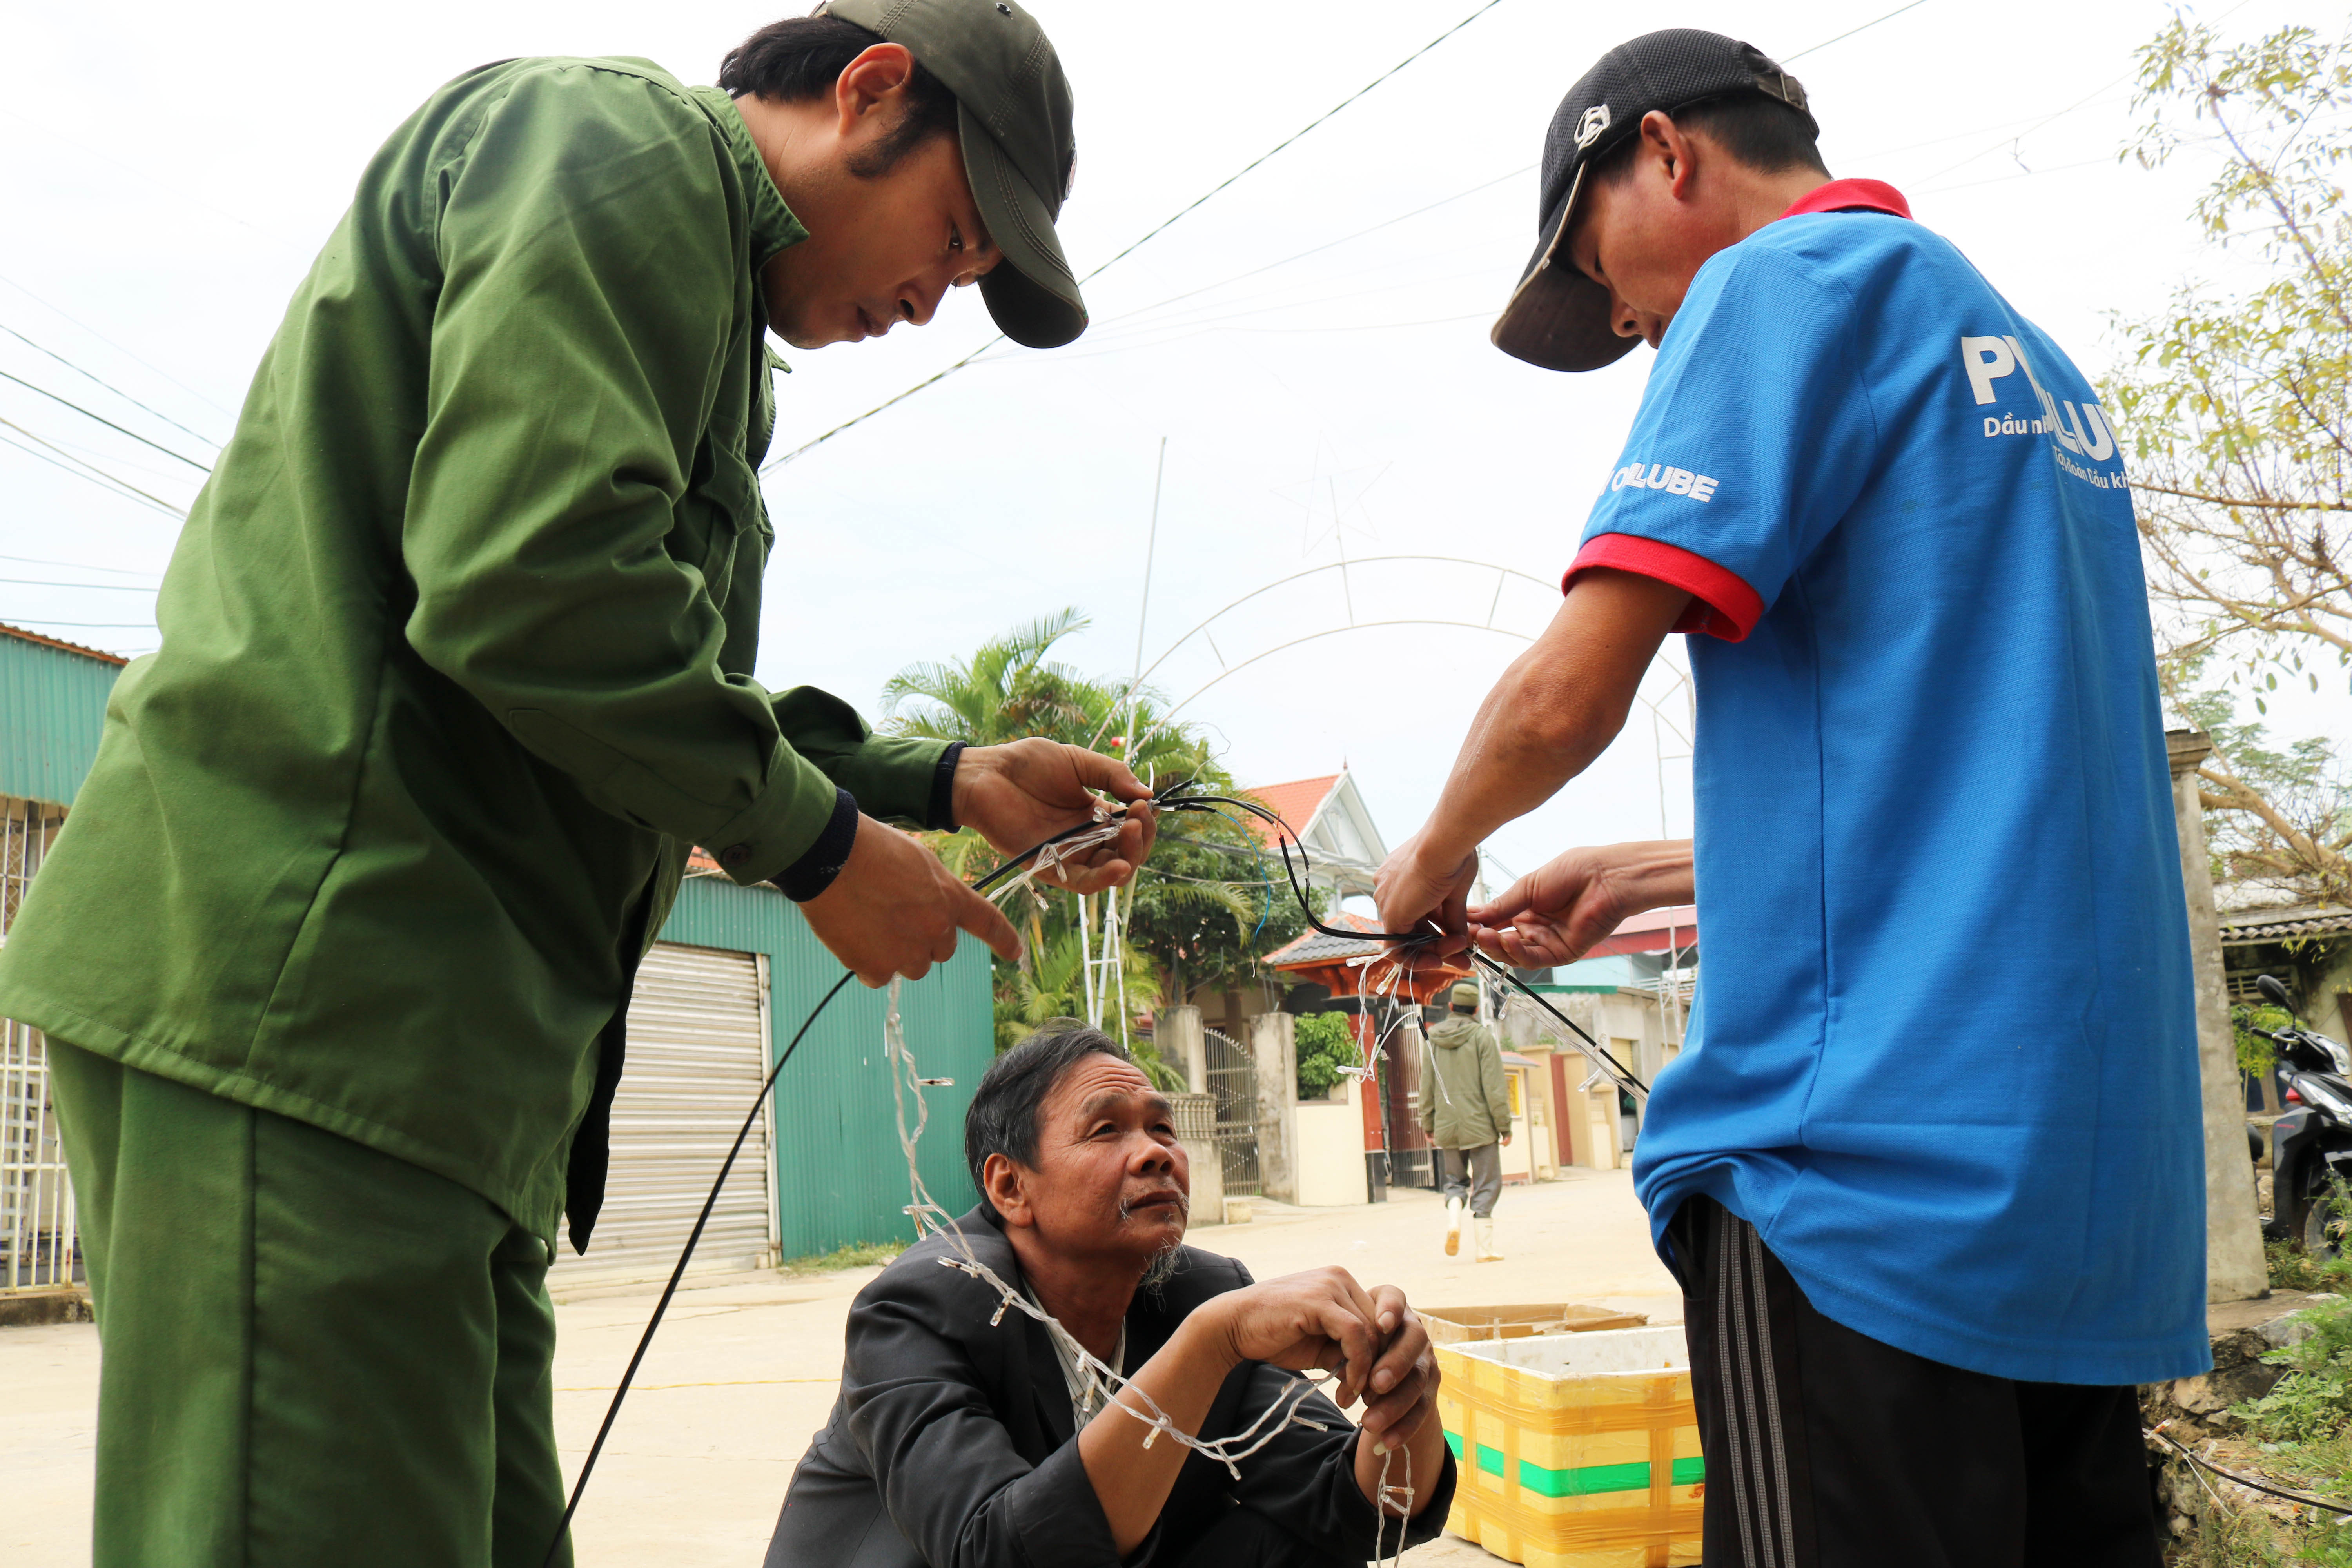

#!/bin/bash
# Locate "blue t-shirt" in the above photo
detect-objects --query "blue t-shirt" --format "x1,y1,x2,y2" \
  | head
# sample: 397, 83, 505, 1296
1576, 181, 2207, 1385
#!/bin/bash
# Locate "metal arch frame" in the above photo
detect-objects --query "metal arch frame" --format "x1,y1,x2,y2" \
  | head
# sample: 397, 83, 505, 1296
1143, 619, 1535, 747
1098, 555, 1560, 750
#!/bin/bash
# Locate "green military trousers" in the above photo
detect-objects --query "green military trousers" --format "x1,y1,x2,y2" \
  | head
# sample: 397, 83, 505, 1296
46, 1040, 574, 1568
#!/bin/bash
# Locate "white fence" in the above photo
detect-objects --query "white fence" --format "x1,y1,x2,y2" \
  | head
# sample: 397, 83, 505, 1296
0, 798, 77, 1294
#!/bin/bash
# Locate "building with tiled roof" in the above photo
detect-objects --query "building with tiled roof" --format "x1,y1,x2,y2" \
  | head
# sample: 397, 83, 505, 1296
2218, 901, 2352, 1038
1238, 768, 1386, 898
2221, 904, 2352, 945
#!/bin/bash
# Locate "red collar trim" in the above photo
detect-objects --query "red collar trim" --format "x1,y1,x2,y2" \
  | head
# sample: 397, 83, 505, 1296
1779, 178, 1911, 220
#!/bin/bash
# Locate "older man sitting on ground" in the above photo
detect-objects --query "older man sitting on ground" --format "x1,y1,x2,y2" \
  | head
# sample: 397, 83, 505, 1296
766, 1027, 1457, 1567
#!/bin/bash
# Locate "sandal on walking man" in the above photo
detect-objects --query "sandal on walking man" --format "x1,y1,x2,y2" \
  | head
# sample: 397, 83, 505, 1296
0, 6, 1155, 1566
1421, 982, 1511, 1262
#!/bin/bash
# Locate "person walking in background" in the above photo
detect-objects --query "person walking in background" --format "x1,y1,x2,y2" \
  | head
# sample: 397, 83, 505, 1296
1421, 982, 1511, 1261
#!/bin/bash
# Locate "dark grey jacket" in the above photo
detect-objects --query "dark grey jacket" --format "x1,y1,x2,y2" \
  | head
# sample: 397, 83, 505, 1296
764, 1206, 1456, 1568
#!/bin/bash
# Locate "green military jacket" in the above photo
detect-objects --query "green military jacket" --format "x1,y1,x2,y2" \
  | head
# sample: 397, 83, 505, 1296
0, 58, 944, 1238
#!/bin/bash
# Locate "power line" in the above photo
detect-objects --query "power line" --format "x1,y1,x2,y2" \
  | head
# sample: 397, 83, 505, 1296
0, 552, 158, 579
0, 425, 186, 517
1915, 153, 2115, 196
1090, 164, 1533, 334
1909, 74, 2136, 187
766, 0, 1514, 469
0, 615, 157, 629
0, 418, 191, 519
0, 368, 214, 473
1038, 257, 1506, 356
1904, 0, 2258, 191
17, 423, 209, 487
1081, 0, 1513, 290
768, 0, 1951, 467
1783, 0, 1930, 62
1037, 310, 1494, 366
0, 270, 237, 418
0, 576, 158, 592
0, 322, 223, 451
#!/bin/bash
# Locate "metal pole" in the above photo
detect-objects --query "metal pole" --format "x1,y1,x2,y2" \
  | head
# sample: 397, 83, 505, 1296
1125, 437, 1167, 756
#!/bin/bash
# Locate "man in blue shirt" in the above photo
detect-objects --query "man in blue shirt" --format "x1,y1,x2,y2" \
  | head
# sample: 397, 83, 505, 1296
1376, 29, 2202, 1565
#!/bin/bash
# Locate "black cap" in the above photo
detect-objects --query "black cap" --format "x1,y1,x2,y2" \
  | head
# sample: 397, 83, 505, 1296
824, 0, 1086, 349
1492, 29, 1814, 373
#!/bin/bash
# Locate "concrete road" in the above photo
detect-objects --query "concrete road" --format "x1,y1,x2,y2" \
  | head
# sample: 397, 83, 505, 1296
2, 1169, 1679, 1566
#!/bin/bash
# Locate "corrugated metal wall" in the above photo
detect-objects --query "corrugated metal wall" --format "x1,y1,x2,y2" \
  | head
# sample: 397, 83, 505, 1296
0, 633, 122, 808
660, 874, 993, 1258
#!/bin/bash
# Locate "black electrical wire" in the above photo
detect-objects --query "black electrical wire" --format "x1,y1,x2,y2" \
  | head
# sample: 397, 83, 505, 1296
1147, 782, 1650, 1102
543, 969, 854, 1567
551, 782, 1642, 1558
2151, 1426, 2352, 1518
548, 800, 1166, 1560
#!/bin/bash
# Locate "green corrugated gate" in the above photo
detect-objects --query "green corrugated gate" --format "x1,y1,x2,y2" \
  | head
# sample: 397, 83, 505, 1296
0, 623, 993, 1267
0, 630, 125, 809
653, 871, 993, 1258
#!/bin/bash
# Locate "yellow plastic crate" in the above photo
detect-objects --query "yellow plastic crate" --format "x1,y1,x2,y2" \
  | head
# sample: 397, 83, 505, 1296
1422, 1303, 1649, 1345
1434, 1326, 1701, 1568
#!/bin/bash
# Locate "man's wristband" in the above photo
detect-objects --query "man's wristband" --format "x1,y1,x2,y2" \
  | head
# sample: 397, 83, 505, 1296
772, 788, 858, 902
926, 742, 965, 833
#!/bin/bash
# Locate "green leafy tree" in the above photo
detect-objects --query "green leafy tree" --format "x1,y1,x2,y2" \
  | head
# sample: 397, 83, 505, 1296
883, 606, 1101, 748
1126, 805, 1323, 1010
1292, 1011, 1360, 1099
883, 610, 1315, 1054
2234, 1001, 2294, 1079
2105, 18, 2352, 904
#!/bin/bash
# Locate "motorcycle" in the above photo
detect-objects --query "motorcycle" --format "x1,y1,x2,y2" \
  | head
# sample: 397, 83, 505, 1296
2252, 973, 2352, 1256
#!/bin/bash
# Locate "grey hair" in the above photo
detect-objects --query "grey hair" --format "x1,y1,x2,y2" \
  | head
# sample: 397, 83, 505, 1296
965, 1025, 1132, 1193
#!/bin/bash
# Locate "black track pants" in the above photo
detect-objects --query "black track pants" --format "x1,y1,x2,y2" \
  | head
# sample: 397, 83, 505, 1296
1667, 1196, 2161, 1568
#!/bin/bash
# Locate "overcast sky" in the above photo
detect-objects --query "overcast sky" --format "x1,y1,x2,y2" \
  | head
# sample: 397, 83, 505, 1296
5, 0, 2345, 891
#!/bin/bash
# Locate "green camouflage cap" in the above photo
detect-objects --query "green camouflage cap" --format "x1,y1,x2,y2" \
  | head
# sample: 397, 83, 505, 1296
1450, 981, 1481, 1012
823, 0, 1085, 348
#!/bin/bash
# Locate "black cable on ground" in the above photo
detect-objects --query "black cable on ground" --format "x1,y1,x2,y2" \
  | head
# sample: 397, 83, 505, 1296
2151, 1426, 2352, 1519
543, 969, 855, 1567
549, 799, 1171, 1558
552, 782, 1641, 1557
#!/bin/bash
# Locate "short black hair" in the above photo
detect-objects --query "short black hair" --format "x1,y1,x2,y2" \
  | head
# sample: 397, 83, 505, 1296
965, 1027, 1132, 1192
719, 12, 961, 176
1592, 91, 1828, 186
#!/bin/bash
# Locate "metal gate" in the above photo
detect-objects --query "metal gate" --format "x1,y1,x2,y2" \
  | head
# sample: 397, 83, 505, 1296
1202, 1027, 1262, 1199
554, 941, 775, 1287
0, 797, 75, 1295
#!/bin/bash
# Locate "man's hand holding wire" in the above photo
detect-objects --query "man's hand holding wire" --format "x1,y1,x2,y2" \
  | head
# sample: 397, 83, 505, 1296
1372, 831, 1477, 969
1465, 840, 1694, 968
953, 739, 1157, 893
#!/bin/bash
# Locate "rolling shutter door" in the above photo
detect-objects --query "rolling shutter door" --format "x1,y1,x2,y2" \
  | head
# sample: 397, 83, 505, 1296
553, 941, 774, 1287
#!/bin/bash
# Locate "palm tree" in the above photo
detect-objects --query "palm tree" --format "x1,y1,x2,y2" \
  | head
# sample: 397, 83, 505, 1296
884, 611, 1318, 1056
882, 608, 1220, 787
999, 931, 1181, 1085
882, 608, 1103, 748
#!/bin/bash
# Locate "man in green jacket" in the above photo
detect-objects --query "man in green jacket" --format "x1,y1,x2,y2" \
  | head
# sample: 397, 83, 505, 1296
1419, 982, 1512, 1262
0, 7, 1149, 1566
